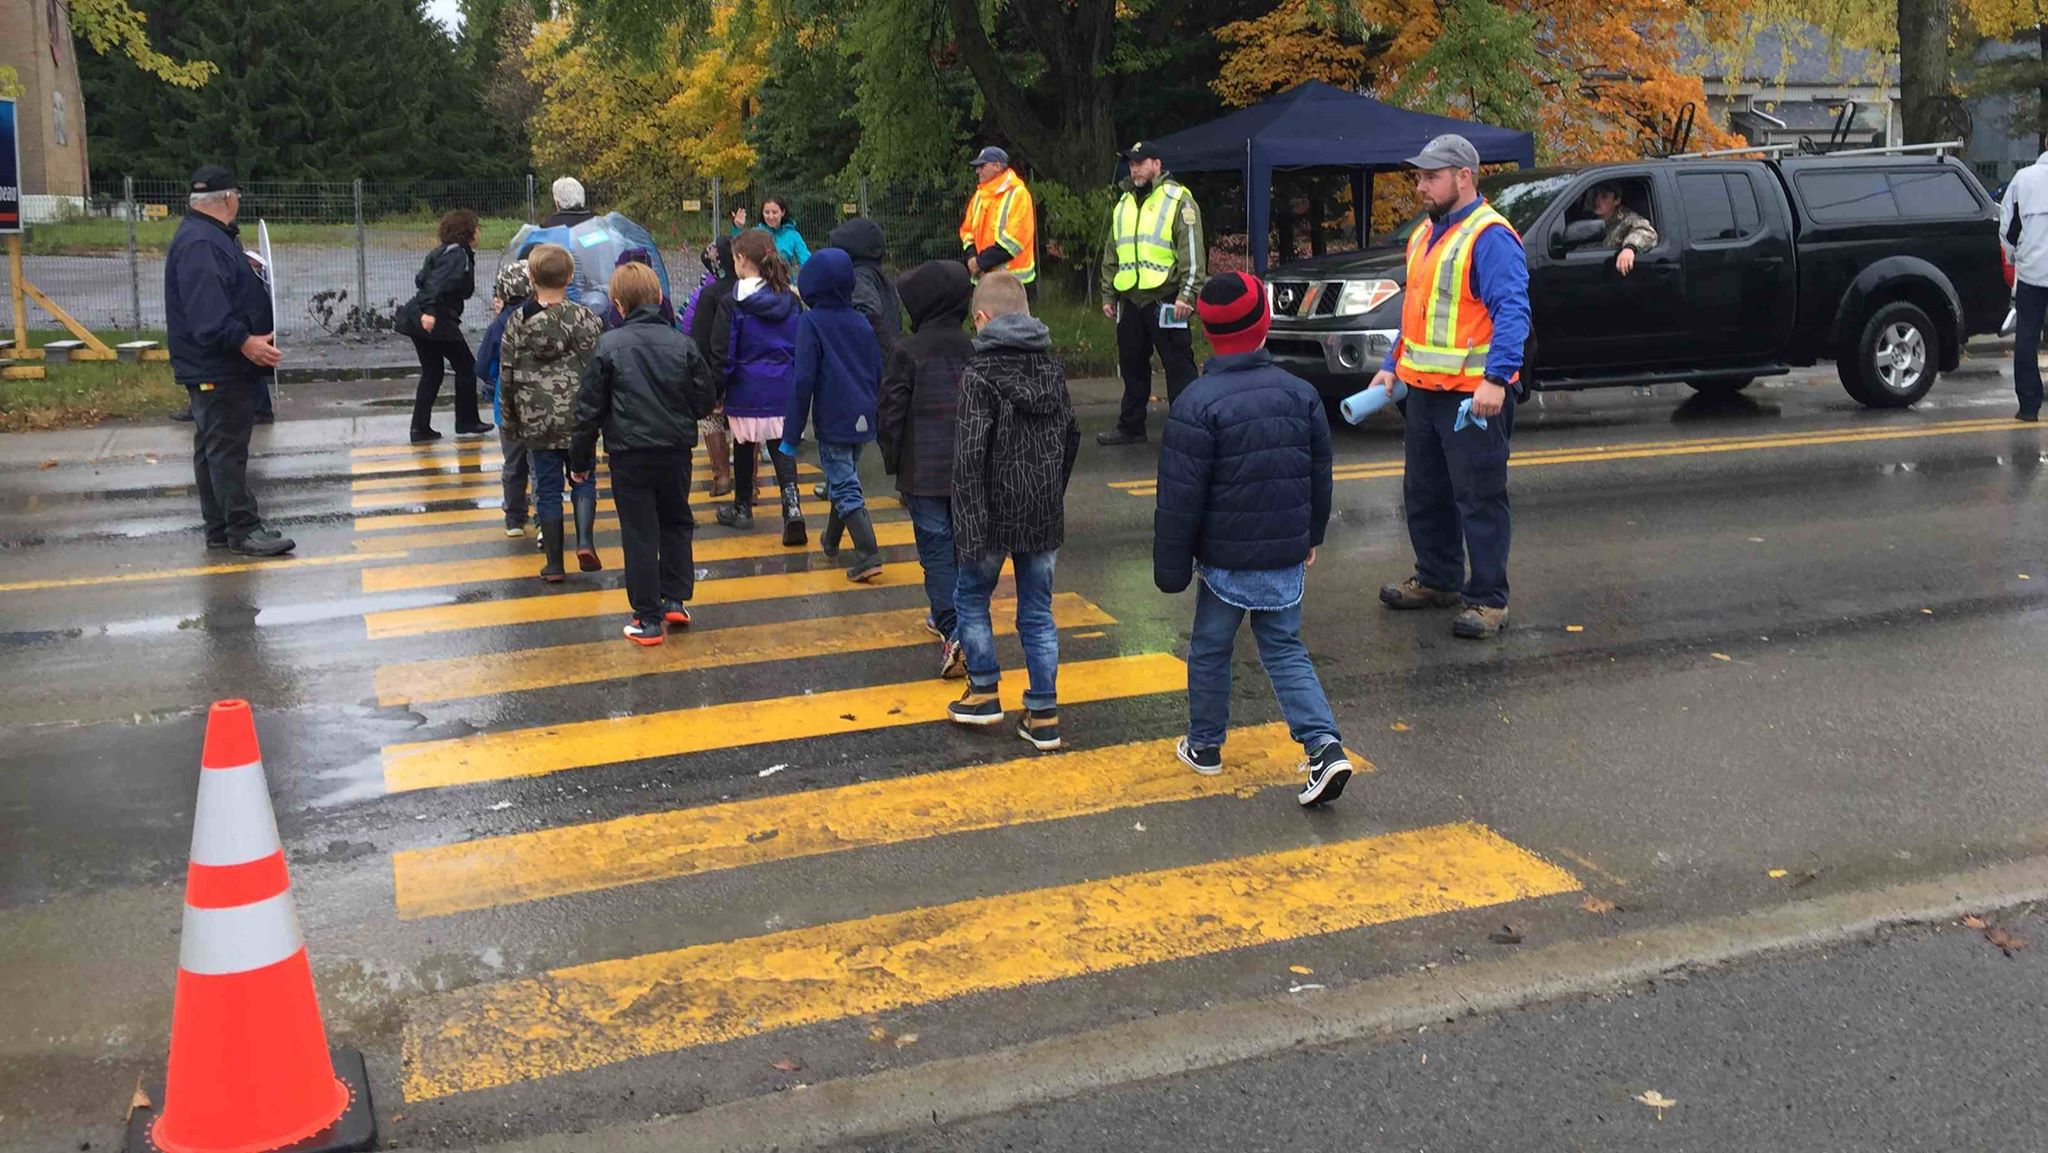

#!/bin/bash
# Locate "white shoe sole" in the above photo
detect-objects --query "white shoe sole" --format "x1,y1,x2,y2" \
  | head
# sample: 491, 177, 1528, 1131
949, 708, 1005, 727
1176, 739, 1223, 777
1298, 763, 1353, 806
1019, 731, 1061, 751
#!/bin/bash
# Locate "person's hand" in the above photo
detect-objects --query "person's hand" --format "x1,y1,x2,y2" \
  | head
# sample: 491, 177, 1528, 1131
1369, 368, 1398, 394
965, 257, 980, 279
730, 207, 747, 228
1173, 300, 1192, 321
1102, 301, 1116, 320
1306, 547, 1318, 568
569, 471, 590, 485
420, 313, 437, 333
240, 333, 283, 368
1472, 380, 1507, 418
1616, 247, 1636, 276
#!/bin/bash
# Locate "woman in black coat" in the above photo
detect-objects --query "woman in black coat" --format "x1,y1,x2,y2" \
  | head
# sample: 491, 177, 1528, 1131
407, 208, 490, 443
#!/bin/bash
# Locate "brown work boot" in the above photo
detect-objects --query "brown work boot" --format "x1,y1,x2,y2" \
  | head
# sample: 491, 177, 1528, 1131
1452, 604, 1509, 639
1379, 577, 1462, 610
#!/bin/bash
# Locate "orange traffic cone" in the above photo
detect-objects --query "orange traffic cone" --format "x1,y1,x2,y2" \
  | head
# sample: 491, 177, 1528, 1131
127, 700, 375, 1153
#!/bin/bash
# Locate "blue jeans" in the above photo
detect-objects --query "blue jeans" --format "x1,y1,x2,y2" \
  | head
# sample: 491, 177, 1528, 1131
904, 495, 957, 638
529, 447, 595, 520
956, 549, 1058, 711
816, 441, 867, 516
1186, 580, 1340, 754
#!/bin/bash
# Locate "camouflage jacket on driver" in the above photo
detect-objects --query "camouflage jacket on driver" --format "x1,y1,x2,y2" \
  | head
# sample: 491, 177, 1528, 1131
1604, 208, 1658, 253
501, 298, 605, 450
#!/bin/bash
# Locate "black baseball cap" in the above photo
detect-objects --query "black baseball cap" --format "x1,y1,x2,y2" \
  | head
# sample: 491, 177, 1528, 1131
189, 165, 238, 193
1122, 140, 1164, 162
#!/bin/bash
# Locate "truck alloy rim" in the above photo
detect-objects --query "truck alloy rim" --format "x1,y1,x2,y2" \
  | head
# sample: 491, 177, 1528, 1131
1875, 323, 1926, 394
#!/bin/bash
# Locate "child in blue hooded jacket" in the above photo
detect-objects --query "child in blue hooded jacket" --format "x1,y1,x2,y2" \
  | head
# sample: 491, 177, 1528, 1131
780, 248, 885, 581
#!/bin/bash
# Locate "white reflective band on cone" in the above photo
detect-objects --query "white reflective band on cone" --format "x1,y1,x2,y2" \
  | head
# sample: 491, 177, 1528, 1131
189, 759, 284, 867
179, 891, 305, 975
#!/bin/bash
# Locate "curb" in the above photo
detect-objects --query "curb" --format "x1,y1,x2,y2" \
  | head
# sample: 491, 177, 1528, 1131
439, 854, 2048, 1153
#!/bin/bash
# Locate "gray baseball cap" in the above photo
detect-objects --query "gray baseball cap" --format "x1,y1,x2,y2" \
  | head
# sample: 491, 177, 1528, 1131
970, 146, 1010, 168
1403, 133, 1481, 171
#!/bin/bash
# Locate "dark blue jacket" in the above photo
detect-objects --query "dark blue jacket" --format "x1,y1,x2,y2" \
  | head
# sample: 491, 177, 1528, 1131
478, 297, 523, 417
1153, 349, 1334, 593
782, 249, 882, 446
164, 213, 273, 387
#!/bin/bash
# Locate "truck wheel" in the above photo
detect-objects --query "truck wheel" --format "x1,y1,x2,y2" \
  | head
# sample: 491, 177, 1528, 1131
1839, 301, 1938, 408
1687, 376, 1755, 395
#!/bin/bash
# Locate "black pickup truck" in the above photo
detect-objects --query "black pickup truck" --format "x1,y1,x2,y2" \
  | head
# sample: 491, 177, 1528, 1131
1266, 152, 2009, 408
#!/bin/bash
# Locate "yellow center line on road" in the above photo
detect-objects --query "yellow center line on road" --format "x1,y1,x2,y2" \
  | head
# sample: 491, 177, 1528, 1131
1115, 416, 2047, 495
360, 519, 921, 593
353, 501, 841, 551
399, 820, 1577, 1099
381, 651, 1186, 794
392, 720, 1332, 919
375, 593, 1113, 707
364, 564, 932, 640
0, 550, 409, 594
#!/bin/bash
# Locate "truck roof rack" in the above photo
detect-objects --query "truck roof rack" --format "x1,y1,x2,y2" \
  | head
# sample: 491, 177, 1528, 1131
1668, 143, 1798, 160
1818, 140, 1963, 158
1665, 140, 1964, 161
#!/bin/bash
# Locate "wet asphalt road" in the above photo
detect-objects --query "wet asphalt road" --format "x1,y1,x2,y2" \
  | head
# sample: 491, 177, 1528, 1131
3, 356, 2048, 1150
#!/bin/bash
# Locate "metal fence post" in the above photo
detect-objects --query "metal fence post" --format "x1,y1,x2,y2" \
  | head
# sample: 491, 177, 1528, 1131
123, 175, 141, 332
712, 176, 722, 229
353, 178, 368, 317
526, 173, 536, 224
859, 174, 870, 218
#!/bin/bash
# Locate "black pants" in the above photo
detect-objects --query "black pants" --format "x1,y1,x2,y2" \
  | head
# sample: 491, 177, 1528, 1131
1114, 299, 1198, 436
410, 333, 481, 433
1403, 386, 1515, 608
609, 450, 696, 620
189, 381, 262, 543
2015, 281, 2048, 415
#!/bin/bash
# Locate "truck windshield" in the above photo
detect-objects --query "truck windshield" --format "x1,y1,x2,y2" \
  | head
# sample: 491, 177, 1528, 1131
1387, 171, 1579, 242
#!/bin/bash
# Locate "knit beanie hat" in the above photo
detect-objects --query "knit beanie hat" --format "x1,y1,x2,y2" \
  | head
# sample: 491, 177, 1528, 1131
1196, 271, 1270, 355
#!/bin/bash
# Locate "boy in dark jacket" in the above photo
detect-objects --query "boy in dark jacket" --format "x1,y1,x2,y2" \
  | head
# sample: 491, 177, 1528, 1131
947, 271, 1081, 751
570, 263, 720, 645
779, 248, 886, 581
878, 260, 975, 677
479, 258, 535, 537
1154, 272, 1353, 806
825, 217, 903, 358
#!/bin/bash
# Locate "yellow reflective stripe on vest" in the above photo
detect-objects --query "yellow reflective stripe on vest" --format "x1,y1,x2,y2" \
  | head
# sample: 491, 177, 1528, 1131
1112, 183, 1186, 293
1422, 205, 1506, 350
1397, 340, 1492, 375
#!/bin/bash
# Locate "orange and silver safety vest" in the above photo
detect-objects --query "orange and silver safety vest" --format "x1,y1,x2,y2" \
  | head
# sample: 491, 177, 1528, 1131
959, 169, 1038, 285
1395, 201, 1519, 392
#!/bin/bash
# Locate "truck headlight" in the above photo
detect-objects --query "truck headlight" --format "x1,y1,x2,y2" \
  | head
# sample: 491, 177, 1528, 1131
1332, 279, 1400, 317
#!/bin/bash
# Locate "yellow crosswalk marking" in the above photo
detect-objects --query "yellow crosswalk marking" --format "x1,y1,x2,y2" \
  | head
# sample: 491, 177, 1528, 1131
351, 442, 716, 461
382, 652, 1186, 793
351, 484, 603, 511
400, 821, 1577, 1098
363, 564, 931, 639
361, 520, 921, 593
392, 721, 1333, 919
354, 470, 513, 493
354, 487, 808, 532
376, 594, 1111, 706
354, 502, 839, 551
351, 452, 499, 477
0, 550, 408, 594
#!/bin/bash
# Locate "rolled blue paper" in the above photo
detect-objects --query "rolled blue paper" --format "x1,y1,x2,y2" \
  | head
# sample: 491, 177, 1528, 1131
1339, 379, 1408, 425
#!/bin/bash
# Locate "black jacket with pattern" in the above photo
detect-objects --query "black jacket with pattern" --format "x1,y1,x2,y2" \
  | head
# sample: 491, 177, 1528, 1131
501, 297, 605, 450
950, 313, 1081, 559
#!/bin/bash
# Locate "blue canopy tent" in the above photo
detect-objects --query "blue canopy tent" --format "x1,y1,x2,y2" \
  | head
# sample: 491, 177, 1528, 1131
1146, 81, 1537, 273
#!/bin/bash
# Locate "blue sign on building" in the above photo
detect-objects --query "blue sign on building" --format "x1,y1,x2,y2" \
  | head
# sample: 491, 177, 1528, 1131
0, 97, 20, 233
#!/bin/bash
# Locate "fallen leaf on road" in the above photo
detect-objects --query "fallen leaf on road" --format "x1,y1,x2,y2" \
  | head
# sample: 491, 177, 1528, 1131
1635, 1089, 1677, 1119
771, 1059, 801, 1073
1711, 653, 1733, 662
1987, 928, 2030, 957
1390, 722, 1411, 732
125, 1076, 151, 1123
1962, 915, 1987, 929
839, 713, 857, 721
868, 1026, 891, 1044
1289, 965, 1314, 975
1487, 926, 1523, 945
2021, 574, 2033, 581
1566, 625, 1584, 633
38, 459, 57, 470
1921, 608, 1934, 615
1767, 868, 1788, 878
757, 763, 789, 778
1288, 983, 1326, 993
1132, 821, 1147, 832
1579, 895, 1615, 914
1747, 536, 1766, 543
894, 1033, 920, 1048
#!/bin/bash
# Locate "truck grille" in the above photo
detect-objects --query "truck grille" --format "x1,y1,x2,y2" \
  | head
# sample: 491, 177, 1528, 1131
1269, 280, 1358, 318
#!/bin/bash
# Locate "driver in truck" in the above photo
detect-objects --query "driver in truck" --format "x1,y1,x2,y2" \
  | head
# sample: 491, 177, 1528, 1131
1590, 183, 1658, 276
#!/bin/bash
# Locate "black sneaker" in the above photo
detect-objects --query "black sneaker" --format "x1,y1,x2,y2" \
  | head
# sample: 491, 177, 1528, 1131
623, 617, 665, 646
2020, 410, 2040, 423
170, 407, 195, 423
938, 637, 966, 679
1297, 741, 1353, 807
205, 535, 230, 550
1176, 737, 1222, 776
229, 531, 295, 558
254, 412, 276, 425
1095, 428, 1147, 446
661, 598, 692, 628
410, 428, 443, 444
1017, 708, 1061, 751
455, 422, 495, 436
504, 519, 528, 538
948, 684, 1003, 726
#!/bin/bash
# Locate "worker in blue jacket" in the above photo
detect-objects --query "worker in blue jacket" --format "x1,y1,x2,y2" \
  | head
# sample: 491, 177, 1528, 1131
165, 165, 293, 557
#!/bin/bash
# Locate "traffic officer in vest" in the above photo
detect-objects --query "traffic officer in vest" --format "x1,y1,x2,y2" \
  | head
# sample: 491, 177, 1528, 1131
959, 147, 1038, 299
1366, 134, 1531, 639
1097, 140, 1204, 446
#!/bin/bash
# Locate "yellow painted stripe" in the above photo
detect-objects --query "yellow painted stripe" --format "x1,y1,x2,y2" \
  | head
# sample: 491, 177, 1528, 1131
355, 502, 839, 551
361, 519, 921, 593
351, 452, 498, 477
364, 564, 933, 640
353, 486, 804, 531
393, 720, 1334, 919
355, 458, 817, 493
381, 652, 1186, 793
351, 442, 715, 460
376, 593, 1112, 706
1114, 416, 2044, 495
0, 550, 408, 594
400, 821, 1577, 1098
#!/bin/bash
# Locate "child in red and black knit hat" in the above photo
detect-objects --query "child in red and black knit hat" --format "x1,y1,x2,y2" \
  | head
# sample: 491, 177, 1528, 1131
1153, 271, 1354, 807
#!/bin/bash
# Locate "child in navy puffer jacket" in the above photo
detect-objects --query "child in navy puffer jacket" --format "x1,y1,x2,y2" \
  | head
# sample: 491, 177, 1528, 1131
779, 247, 885, 581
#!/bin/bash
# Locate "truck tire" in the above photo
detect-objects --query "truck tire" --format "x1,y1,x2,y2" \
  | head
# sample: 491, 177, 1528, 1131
1839, 301, 1938, 408
1687, 376, 1755, 396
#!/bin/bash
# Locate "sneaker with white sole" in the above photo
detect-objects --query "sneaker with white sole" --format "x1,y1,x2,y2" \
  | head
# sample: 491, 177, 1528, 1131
1176, 737, 1223, 776
622, 617, 665, 646
948, 684, 1003, 726
1017, 708, 1061, 751
1296, 741, 1353, 807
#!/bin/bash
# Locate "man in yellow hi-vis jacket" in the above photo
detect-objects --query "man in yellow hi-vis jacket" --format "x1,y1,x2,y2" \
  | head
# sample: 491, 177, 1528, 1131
1097, 140, 1203, 445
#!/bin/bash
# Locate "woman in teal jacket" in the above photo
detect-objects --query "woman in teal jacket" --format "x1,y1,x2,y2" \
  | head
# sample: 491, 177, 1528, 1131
753, 195, 811, 270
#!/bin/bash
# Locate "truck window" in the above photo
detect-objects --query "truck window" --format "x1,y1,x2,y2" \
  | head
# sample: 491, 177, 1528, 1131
1889, 170, 1980, 218
1679, 173, 1766, 241
1730, 174, 1763, 233
1796, 171, 1900, 223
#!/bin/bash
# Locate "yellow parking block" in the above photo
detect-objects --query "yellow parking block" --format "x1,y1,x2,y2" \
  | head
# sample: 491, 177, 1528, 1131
376, 593, 1112, 706
399, 821, 1578, 1098
360, 520, 920, 593
392, 720, 1330, 918
381, 652, 1186, 793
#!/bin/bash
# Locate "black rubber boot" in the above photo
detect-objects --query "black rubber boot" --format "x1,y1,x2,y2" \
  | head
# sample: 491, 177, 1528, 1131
720, 444, 758, 529
572, 484, 601, 571
821, 506, 845, 557
539, 518, 566, 582
716, 499, 754, 529
843, 506, 883, 582
771, 451, 805, 546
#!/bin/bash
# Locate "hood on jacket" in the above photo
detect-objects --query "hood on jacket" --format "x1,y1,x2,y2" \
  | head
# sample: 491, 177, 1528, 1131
896, 260, 972, 333
973, 313, 1064, 414
735, 282, 801, 323
713, 235, 737, 280
796, 248, 856, 310
972, 312, 1050, 354
826, 217, 887, 264
513, 298, 598, 365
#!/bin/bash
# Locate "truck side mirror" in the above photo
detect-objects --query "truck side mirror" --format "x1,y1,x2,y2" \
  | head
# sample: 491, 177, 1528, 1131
1553, 219, 1606, 256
